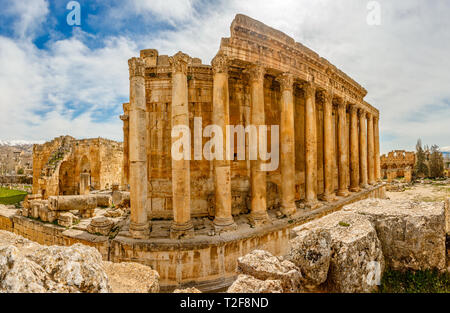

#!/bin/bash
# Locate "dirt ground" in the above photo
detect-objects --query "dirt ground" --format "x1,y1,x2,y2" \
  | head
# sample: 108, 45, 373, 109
386, 181, 450, 202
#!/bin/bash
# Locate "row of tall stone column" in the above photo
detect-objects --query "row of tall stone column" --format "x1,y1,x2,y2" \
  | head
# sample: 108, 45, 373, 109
126, 54, 381, 239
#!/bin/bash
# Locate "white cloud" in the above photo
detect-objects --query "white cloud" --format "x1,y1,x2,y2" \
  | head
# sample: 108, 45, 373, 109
3, 0, 49, 39
0, 0, 449, 153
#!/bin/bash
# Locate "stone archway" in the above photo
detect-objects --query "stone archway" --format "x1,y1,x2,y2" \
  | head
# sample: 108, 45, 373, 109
59, 161, 76, 195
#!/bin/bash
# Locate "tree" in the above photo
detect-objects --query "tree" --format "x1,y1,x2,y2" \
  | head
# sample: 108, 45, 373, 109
429, 145, 444, 178
17, 168, 24, 175
414, 139, 429, 178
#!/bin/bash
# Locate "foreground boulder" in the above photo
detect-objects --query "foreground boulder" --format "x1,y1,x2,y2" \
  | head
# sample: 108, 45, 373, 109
173, 287, 202, 293
227, 274, 283, 293
0, 230, 110, 293
344, 199, 447, 271
103, 261, 160, 293
292, 211, 385, 293
236, 250, 302, 292
287, 228, 331, 288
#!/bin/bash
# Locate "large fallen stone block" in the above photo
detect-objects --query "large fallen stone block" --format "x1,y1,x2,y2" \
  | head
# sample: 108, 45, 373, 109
287, 228, 332, 287
293, 211, 385, 293
236, 250, 302, 292
173, 287, 202, 293
103, 261, 160, 293
48, 195, 97, 212
227, 274, 283, 293
445, 198, 449, 234
344, 199, 447, 271
95, 194, 112, 208
0, 230, 110, 293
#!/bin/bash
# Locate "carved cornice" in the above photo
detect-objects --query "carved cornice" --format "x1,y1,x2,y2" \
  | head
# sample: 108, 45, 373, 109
128, 57, 145, 78
245, 63, 265, 83
211, 53, 229, 75
169, 51, 190, 74
275, 73, 294, 92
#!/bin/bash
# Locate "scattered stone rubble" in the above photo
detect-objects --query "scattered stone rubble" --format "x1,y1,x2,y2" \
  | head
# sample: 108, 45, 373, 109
227, 198, 448, 293
0, 230, 160, 293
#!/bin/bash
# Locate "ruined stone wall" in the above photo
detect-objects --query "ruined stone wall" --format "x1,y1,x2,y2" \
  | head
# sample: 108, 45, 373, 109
32, 136, 123, 198
381, 150, 415, 179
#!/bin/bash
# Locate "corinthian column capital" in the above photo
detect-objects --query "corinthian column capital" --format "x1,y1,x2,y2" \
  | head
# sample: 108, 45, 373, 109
169, 51, 190, 74
317, 89, 333, 105
211, 53, 229, 75
301, 81, 316, 99
276, 73, 294, 92
349, 103, 359, 114
335, 97, 346, 110
246, 63, 265, 83
128, 57, 145, 78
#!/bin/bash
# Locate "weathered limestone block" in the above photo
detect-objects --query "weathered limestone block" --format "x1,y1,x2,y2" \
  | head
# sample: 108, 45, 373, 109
445, 198, 449, 234
0, 230, 110, 293
38, 205, 57, 223
31, 202, 41, 219
293, 211, 385, 293
103, 261, 160, 293
287, 228, 332, 287
173, 287, 202, 293
237, 250, 302, 292
344, 199, 447, 271
58, 212, 74, 228
104, 208, 125, 218
95, 194, 112, 208
227, 274, 283, 293
87, 217, 114, 236
112, 191, 130, 208
49, 195, 97, 212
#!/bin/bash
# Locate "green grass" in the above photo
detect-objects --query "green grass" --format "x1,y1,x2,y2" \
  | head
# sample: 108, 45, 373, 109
0, 187, 27, 205
379, 268, 450, 293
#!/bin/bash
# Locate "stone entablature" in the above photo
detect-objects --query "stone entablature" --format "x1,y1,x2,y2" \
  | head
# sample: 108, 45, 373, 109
32, 136, 123, 198
122, 14, 383, 240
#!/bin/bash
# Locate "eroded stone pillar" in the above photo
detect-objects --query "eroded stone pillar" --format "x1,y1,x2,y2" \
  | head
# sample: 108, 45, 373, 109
337, 99, 349, 197
304, 82, 319, 208
321, 90, 336, 202
276, 73, 296, 215
128, 57, 150, 239
367, 112, 376, 185
247, 64, 269, 225
374, 116, 381, 182
349, 104, 360, 192
359, 109, 369, 188
169, 52, 193, 239
211, 53, 236, 231
120, 103, 130, 190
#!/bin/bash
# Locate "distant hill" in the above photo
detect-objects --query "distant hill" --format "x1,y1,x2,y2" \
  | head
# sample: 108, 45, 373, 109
0, 140, 43, 147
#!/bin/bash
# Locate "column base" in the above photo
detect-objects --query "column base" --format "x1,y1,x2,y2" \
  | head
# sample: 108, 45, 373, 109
337, 189, 349, 197
249, 211, 270, 227
129, 221, 150, 239
280, 204, 297, 216
360, 183, 369, 189
170, 221, 194, 239
368, 181, 376, 185
213, 217, 237, 233
320, 193, 336, 202
350, 186, 361, 193
304, 199, 320, 210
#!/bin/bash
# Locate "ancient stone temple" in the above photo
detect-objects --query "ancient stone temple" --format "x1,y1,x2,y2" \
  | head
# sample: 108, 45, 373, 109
32, 136, 123, 198
381, 150, 415, 182
118, 14, 384, 290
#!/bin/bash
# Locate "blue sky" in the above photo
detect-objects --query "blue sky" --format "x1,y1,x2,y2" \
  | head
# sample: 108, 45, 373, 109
0, 0, 449, 154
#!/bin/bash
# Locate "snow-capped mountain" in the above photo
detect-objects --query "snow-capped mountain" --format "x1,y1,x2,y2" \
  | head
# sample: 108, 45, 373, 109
0, 140, 44, 146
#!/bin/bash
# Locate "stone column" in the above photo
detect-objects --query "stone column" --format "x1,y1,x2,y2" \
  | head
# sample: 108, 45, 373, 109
169, 52, 193, 238
337, 99, 349, 196
80, 173, 90, 195
359, 109, 369, 188
276, 73, 296, 216
349, 104, 360, 192
211, 53, 236, 231
374, 116, 381, 182
304, 82, 319, 208
367, 112, 376, 185
321, 90, 336, 202
247, 64, 269, 225
128, 57, 150, 239
120, 103, 130, 190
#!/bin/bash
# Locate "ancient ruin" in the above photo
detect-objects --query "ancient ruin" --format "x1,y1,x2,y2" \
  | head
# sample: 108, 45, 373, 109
32, 136, 123, 198
114, 14, 385, 289
381, 150, 415, 182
